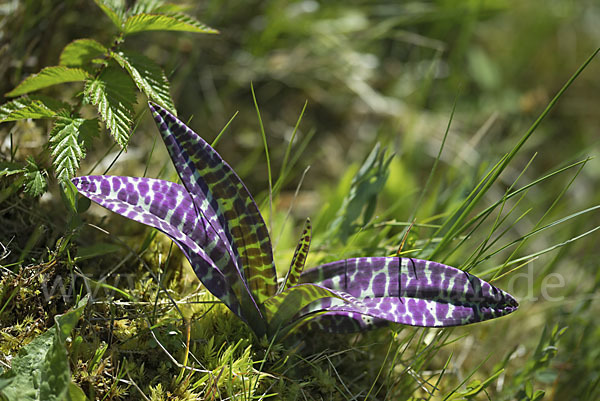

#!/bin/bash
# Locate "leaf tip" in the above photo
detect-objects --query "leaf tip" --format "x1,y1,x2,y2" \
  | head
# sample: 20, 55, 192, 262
148, 101, 178, 135
147, 100, 159, 112
5, 89, 18, 98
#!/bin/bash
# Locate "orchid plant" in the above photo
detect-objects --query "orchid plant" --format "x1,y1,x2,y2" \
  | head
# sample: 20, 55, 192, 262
72, 102, 518, 341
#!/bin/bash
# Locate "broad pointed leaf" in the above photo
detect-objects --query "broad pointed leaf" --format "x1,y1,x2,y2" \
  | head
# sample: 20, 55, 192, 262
149, 103, 278, 307
6, 66, 90, 97
112, 50, 175, 113
123, 13, 218, 35
280, 218, 312, 292
149, 105, 267, 333
71, 175, 251, 325
60, 39, 108, 68
84, 66, 136, 148
299, 257, 518, 332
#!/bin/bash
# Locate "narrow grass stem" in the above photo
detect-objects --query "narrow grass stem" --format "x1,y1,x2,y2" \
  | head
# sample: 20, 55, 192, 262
251, 83, 274, 235
430, 48, 599, 259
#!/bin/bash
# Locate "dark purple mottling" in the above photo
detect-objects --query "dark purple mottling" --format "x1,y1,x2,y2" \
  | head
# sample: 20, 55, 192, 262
299, 257, 518, 333
71, 175, 246, 321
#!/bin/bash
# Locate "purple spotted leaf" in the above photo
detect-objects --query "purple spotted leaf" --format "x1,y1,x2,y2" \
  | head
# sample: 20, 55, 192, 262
72, 102, 518, 341
71, 175, 265, 334
149, 103, 277, 311
299, 257, 518, 333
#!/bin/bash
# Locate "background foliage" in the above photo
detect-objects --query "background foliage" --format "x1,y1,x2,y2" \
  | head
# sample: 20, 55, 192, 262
1, 0, 599, 400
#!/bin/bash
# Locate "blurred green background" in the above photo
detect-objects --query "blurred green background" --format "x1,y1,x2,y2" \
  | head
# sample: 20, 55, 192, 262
1, 0, 599, 400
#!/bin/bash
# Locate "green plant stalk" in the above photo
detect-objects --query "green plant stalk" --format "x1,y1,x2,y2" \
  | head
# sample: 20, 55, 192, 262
251, 83, 274, 234
491, 157, 589, 280
430, 47, 599, 260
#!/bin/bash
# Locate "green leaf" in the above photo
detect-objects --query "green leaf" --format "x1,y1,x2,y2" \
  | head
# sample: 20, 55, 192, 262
6, 67, 90, 97
84, 66, 136, 148
0, 96, 68, 122
0, 330, 54, 400
93, 0, 126, 28
123, 12, 218, 35
77, 195, 91, 214
327, 143, 393, 242
111, 50, 175, 113
264, 284, 357, 338
23, 157, 47, 197
78, 118, 100, 149
75, 242, 123, 261
0, 162, 25, 177
67, 382, 88, 401
55, 296, 88, 342
129, 0, 186, 15
0, 99, 54, 121
59, 39, 108, 68
0, 297, 88, 401
50, 117, 88, 182
39, 333, 70, 401
0, 376, 14, 392
531, 390, 545, 401
447, 369, 503, 399
281, 218, 312, 292
60, 179, 79, 214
